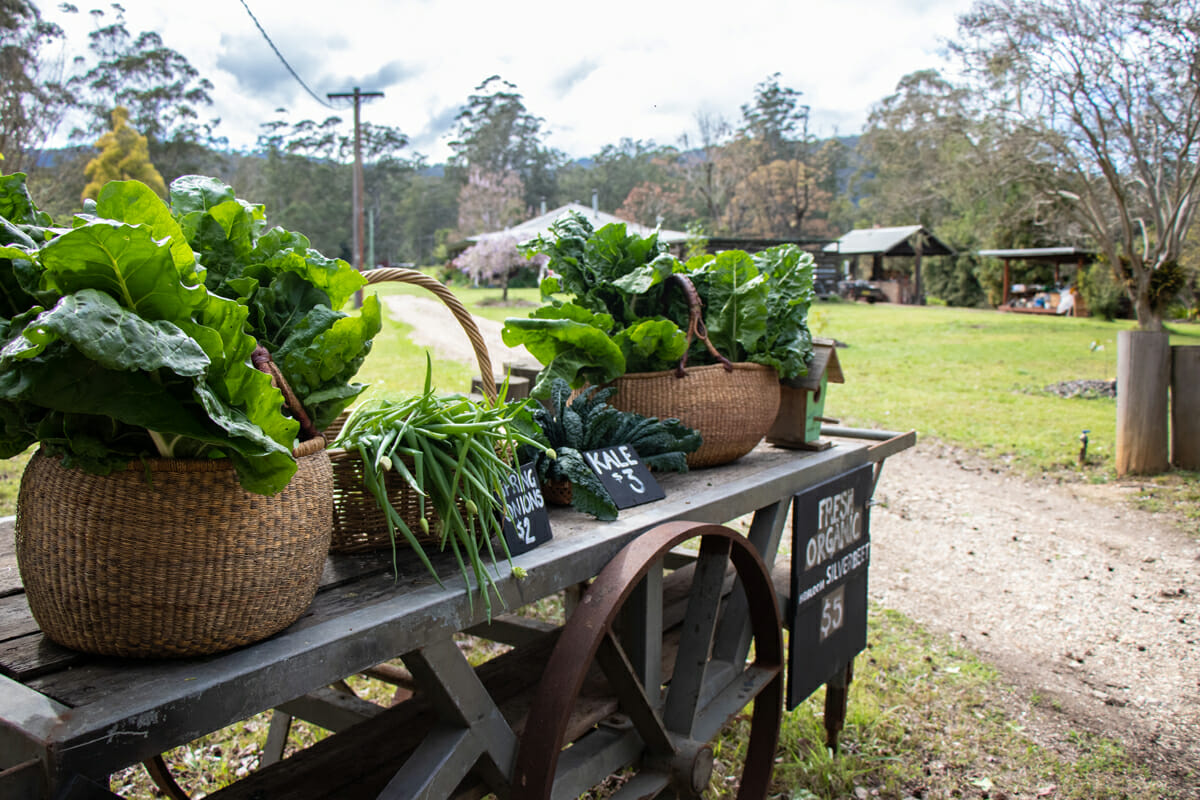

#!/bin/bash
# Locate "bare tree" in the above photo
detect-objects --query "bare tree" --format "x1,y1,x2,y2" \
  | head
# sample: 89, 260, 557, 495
954, 0, 1200, 330
0, 0, 72, 173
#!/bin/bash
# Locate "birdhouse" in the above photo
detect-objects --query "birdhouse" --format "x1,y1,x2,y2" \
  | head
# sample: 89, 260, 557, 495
767, 338, 844, 450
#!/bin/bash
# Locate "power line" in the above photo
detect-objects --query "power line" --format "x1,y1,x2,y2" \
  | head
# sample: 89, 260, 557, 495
237, 0, 334, 109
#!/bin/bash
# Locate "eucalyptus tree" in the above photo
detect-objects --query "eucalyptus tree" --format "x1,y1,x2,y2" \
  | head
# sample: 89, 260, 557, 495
253, 115, 419, 264
719, 72, 835, 237
67, 4, 219, 182
740, 72, 809, 164
953, 0, 1200, 329
447, 75, 562, 213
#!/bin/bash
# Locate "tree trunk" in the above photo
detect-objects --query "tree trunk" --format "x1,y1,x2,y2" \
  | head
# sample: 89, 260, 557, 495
1132, 269, 1164, 332
1115, 330, 1170, 476
1171, 346, 1200, 470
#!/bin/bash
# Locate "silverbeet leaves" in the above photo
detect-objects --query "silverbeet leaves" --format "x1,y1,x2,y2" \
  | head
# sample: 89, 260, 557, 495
500, 211, 817, 397
0, 173, 380, 495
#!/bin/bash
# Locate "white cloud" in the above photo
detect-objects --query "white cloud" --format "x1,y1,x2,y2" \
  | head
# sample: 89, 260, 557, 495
45, 0, 972, 160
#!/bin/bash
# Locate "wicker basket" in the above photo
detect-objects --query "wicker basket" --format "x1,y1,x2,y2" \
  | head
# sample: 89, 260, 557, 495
327, 268, 497, 553
607, 274, 780, 468
16, 436, 333, 658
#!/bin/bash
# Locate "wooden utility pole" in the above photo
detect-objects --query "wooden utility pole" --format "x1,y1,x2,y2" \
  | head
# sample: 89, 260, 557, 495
327, 87, 384, 292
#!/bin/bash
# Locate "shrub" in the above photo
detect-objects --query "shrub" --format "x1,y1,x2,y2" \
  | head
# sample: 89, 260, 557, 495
1079, 262, 1126, 321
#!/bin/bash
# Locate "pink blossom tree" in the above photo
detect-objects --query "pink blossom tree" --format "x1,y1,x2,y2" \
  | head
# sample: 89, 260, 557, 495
453, 235, 547, 301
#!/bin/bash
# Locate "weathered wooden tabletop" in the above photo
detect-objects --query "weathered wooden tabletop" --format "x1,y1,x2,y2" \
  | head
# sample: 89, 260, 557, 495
0, 437, 889, 796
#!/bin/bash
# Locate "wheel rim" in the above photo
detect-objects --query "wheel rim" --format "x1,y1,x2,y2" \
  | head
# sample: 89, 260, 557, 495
512, 521, 783, 799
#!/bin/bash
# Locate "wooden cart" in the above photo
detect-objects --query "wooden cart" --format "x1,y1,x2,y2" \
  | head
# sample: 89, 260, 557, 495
0, 430, 912, 800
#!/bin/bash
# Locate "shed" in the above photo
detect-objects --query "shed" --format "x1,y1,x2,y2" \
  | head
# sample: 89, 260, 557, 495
977, 247, 1096, 309
824, 225, 956, 304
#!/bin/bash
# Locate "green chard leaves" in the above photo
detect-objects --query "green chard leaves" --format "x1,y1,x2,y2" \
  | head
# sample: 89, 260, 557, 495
0, 173, 380, 495
502, 211, 816, 398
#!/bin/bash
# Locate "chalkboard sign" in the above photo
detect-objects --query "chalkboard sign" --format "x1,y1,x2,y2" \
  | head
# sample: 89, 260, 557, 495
500, 463, 552, 556
786, 463, 874, 709
582, 445, 665, 509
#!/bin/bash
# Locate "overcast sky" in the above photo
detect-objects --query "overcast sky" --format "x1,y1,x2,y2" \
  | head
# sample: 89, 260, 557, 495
48, 0, 975, 163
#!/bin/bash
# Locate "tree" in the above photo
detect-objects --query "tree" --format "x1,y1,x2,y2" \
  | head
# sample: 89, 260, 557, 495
0, 0, 72, 173
740, 72, 809, 164
722, 159, 832, 238
251, 115, 418, 264
447, 75, 561, 211
81, 105, 165, 200
856, 70, 977, 230
453, 235, 547, 301
855, 69, 1086, 306
676, 113, 761, 234
68, 4, 217, 182
616, 182, 688, 230
711, 73, 835, 238
565, 138, 679, 213
456, 167, 525, 235
953, 0, 1200, 330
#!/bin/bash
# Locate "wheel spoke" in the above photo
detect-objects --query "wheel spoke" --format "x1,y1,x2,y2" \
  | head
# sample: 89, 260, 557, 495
607, 769, 673, 800
618, 561, 665, 701
663, 535, 731, 735
692, 663, 780, 744
550, 726, 645, 800
596, 630, 675, 755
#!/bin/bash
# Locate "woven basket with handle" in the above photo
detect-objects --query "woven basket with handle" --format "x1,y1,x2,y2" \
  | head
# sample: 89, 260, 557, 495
326, 267, 498, 553
15, 349, 333, 659
608, 273, 780, 468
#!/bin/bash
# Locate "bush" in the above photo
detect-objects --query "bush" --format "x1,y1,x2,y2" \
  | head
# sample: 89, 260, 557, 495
924, 255, 987, 307
1079, 262, 1126, 321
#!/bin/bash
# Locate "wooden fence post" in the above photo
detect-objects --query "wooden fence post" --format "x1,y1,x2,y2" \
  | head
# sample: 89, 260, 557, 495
1171, 345, 1200, 471
1116, 330, 1170, 476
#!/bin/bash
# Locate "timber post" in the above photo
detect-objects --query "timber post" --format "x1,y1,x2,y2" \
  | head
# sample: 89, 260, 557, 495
1171, 345, 1200, 470
1116, 330, 1170, 476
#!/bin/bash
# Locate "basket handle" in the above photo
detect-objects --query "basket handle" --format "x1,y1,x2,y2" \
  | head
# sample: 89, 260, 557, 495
361, 268, 497, 403
664, 273, 734, 376
251, 345, 321, 442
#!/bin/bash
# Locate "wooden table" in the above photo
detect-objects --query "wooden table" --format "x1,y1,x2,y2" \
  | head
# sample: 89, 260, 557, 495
0, 432, 911, 799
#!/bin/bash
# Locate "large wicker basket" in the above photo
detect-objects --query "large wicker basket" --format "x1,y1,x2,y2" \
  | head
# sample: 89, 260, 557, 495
16, 436, 332, 658
327, 268, 498, 553
608, 274, 780, 468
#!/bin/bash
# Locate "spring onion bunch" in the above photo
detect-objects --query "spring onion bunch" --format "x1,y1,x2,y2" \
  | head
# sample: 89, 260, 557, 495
332, 357, 550, 618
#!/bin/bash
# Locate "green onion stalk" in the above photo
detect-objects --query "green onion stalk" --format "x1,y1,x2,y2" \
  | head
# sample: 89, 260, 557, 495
332, 356, 551, 619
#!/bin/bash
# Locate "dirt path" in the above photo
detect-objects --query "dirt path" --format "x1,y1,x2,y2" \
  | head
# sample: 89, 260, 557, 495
382, 297, 1200, 789
870, 441, 1200, 788
382, 295, 534, 370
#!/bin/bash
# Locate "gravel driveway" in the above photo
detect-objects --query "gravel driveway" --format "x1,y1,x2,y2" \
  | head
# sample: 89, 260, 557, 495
870, 441, 1199, 789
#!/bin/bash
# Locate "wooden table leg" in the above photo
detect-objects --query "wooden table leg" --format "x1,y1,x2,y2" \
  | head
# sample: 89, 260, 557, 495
824, 659, 854, 753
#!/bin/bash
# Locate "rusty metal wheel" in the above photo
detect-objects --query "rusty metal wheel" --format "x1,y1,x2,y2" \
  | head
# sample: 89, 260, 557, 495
512, 521, 783, 799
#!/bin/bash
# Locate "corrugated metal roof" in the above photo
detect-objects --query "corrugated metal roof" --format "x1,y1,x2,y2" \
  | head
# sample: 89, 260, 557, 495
470, 203, 690, 245
824, 225, 955, 256
977, 247, 1095, 262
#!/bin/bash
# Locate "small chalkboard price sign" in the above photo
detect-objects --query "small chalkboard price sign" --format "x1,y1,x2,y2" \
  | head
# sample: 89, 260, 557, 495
787, 463, 874, 709
500, 463, 552, 556
583, 445, 665, 509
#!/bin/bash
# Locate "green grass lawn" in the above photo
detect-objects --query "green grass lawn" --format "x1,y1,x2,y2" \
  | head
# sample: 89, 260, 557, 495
809, 301, 1198, 473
